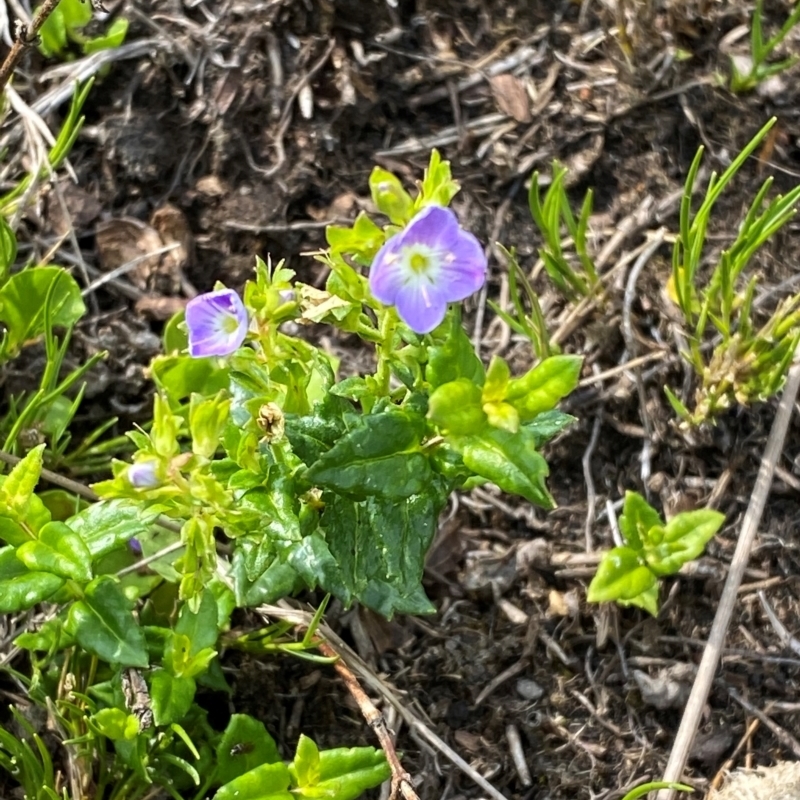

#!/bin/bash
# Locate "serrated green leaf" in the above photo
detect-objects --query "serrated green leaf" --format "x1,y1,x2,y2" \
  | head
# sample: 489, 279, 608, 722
305, 409, 430, 499
322, 491, 443, 617
215, 715, 281, 787
213, 762, 293, 800
587, 546, 657, 605
455, 426, 554, 508
284, 394, 351, 466
17, 521, 92, 582
68, 576, 148, 667
506, 355, 582, 420
0, 267, 85, 357
150, 670, 196, 726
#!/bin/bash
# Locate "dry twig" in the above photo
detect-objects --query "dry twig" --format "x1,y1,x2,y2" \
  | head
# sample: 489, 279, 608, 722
657, 342, 800, 798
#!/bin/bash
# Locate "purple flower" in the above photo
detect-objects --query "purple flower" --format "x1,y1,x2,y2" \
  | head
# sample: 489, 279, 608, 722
369, 206, 487, 334
185, 289, 248, 357
127, 461, 160, 489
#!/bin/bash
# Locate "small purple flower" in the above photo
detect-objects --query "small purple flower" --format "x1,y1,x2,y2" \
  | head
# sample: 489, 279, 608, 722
128, 537, 143, 556
369, 205, 487, 334
127, 461, 160, 489
185, 289, 248, 357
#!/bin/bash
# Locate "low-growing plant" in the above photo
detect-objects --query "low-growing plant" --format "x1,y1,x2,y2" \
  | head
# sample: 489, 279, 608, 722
0, 151, 584, 798
528, 160, 599, 301
587, 491, 724, 615
667, 117, 800, 425
729, 0, 800, 93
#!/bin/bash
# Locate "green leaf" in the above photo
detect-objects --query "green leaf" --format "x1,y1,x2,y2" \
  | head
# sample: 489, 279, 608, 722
213, 762, 293, 800
284, 394, 351, 466
427, 379, 486, 435
482, 356, 510, 403
215, 715, 281, 786
91, 708, 140, 741
0, 216, 17, 285
190, 392, 230, 459
150, 670, 196, 726
83, 15, 128, 54
0, 267, 85, 357
0, 568, 64, 613
175, 588, 219, 654
524, 410, 577, 447
369, 167, 414, 225
304, 408, 430, 500
506, 355, 582, 420
586, 546, 657, 605
322, 491, 444, 617
619, 491, 662, 552
645, 508, 724, 576
150, 353, 229, 401
0, 443, 45, 519
67, 499, 155, 559
455, 426, 554, 508
426, 313, 484, 389
307, 745, 390, 800
67, 576, 149, 666
417, 149, 460, 208
290, 734, 320, 787
16, 521, 92, 582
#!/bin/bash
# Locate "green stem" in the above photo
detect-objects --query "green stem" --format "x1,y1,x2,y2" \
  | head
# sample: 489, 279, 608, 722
375, 308, 398, 396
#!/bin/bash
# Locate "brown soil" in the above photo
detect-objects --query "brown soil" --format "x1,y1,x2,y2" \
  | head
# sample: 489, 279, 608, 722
6, 0, 800, 798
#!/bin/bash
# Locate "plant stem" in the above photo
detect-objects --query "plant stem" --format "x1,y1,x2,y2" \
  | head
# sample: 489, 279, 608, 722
0, 0, 64, 93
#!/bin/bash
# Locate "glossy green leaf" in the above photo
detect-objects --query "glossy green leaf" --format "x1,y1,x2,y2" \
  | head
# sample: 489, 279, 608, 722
0, 267, 85, 356
427, 378, 486, 435
524, 410, 577, 447
68, 576, 148, 667
0, 569, 64, 613
456, 426, 554, 508
506, 355, 582, 420
587, 546, 657, 605
322, 490, 443, 617
213, 762, 293, 800
305, 409, 430, 499
619, 491, 663, 552
369, 167, 414, 225
17, 521, 92, 582
645, 508, 724, 576
216, 715, 281, 786
304, 744, 390, 800
150, 670, 196, 726
284, 394, 351, 466
482, 356, 510, 403
67, 499, 154, 559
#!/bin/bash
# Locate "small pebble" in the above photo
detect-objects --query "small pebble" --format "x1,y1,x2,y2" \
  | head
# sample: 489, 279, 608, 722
516, 679, 544, 702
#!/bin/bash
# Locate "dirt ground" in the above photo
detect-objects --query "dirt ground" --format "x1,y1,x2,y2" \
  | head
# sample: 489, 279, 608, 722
7, 0, 800, 798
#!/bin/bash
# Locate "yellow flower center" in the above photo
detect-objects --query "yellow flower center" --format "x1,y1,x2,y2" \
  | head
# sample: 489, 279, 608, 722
409, 252, 429, 274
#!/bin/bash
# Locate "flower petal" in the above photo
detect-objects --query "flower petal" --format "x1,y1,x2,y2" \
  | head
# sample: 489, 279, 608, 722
128, 461, 160, 488
185, 289, 248, 357
400, 205, 460, 250
437, 229, 486, 301
368, 236, 408, 305
394, 282, 448, 334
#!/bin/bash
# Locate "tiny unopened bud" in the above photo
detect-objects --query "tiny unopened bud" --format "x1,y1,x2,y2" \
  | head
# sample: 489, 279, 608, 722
128, 461, 160, 489
257, 402, 285, 442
